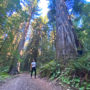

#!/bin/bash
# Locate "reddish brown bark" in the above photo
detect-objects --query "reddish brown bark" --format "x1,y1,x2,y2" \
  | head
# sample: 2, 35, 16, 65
56, 0, 77, 63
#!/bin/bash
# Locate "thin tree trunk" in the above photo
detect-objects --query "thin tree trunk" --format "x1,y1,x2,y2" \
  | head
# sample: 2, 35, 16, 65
56, 0, 77, 64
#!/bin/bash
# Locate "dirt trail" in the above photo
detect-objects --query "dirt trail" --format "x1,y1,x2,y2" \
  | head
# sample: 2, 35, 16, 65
0, 73, 63, 90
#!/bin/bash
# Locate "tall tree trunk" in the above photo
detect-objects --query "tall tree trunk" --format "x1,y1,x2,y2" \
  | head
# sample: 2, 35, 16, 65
56, 0, 77, 64
18, 18, 31, 52
8, 23, 24, 74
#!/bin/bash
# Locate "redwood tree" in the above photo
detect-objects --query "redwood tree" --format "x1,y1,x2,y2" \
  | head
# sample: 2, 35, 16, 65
56, 0, 77, 63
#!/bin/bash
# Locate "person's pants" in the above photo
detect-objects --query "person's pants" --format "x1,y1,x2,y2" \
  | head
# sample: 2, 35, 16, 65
31, 67, 36, 78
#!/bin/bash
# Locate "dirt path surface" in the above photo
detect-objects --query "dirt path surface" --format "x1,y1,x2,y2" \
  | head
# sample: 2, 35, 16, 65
0, 73, 63, 90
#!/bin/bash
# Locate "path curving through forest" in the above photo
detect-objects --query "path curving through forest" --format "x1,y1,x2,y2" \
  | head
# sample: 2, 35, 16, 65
0, 73, 63, 90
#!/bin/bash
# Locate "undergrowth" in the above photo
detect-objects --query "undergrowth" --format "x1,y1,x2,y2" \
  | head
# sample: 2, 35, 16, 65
40, 60, 60, 79
0, 66, 10, 81
0, 72, 10, 81
39, 53, 90, 90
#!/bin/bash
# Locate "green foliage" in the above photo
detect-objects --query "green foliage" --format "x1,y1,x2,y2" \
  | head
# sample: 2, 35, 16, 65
74, 3, 90, 51
25, 16, 56, 69
6, 0, 21, 11
37, 1, 90, 90
0, 1, 90, 90
0, 72, 10, 81
39, 52, 90, 89
73, 55, 90, 72
0, 66, 10, 81
86, 83, 90, 90
59, 53, 90, 89
39, 60, 60, 80
0, 66, 9, 73
40, 60, 55, 77
0, 0, 39, 73
48, 0, 56, 24
0, 0, 21, 32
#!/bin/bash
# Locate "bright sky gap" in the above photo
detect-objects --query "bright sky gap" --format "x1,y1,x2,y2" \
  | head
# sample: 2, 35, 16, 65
38, 0, 90, 17
86, 0, 90, 2
38, 0, 49, 17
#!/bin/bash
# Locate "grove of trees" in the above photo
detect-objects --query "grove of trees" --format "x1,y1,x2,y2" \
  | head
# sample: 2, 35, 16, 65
0, 0, 90, 89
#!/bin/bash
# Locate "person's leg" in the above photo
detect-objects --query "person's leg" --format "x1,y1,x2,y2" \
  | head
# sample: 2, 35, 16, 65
31, 68, 33, 78
34, 68, 36, 78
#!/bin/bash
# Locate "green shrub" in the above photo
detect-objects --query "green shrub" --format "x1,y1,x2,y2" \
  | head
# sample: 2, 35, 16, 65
39, 60, 60, 79
73, 53, 90, 73
0, 72, 10, 80
59, 52, 90, 89
39, 53, 90, 90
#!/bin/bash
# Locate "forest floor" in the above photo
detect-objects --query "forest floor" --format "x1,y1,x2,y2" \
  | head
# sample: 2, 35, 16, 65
0, 73, 68, 90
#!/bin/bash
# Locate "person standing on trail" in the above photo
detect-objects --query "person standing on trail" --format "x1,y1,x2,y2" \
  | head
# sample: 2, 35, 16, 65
30, 59, 37, 78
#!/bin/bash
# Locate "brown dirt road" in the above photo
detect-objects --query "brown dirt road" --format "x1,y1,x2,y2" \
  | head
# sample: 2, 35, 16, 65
0, 73, 63, 90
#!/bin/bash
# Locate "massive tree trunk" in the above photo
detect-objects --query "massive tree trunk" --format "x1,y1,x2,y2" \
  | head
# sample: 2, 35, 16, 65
56, 0, 77, 63
8, 23, 24, 74
8, 57, 18, 75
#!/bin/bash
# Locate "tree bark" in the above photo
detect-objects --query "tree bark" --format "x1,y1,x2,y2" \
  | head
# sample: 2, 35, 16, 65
56, 0, 77, 63
8, 57, 18, 75
8, 23, 24, 74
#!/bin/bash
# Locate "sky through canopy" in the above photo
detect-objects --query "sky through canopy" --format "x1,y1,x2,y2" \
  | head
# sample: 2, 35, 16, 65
38, 0, 49, 17
39, 0, 90, 17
